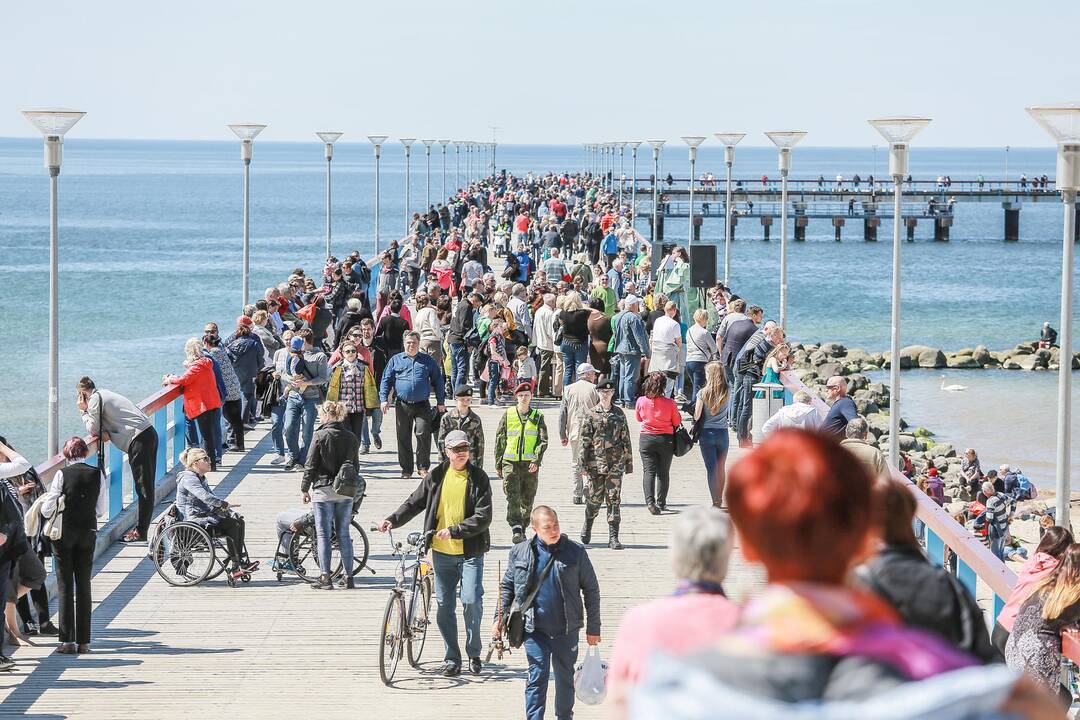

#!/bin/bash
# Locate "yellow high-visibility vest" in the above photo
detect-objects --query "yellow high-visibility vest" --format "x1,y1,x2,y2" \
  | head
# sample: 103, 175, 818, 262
504, 408, 541, 462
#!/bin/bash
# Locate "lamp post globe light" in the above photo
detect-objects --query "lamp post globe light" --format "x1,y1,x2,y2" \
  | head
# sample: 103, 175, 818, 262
439, 140, 450, 202
868, 117, 931, 472
1027, 102, 1080, 529
629, 141, 642, 222
680, 136, 707, 248
22, 107, 85, 457
228, 123, 267, 310
316, 132, 343, 259
714, 133, 746, 286
368, 135, 389, 253
764, 130, 808, 332
648, 140, 666, 245
400, 138, 416, 235
422, 140, 435, 208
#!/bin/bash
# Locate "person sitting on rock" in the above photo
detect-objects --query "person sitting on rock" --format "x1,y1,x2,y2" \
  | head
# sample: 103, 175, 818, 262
1039, 322, 1057, 349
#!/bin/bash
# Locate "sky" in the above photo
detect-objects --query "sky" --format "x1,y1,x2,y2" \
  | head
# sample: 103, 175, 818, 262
4, 0, 1079, 147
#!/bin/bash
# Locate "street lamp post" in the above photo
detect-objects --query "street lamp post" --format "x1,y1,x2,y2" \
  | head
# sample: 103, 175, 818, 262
465, 142, 473, 184
869, 117, 931, 471
368, 135, 389, 252
228, 123, 268, 309
618, 143, 626, 211
681, 136, 706, 247
765, 131, 808, 332
715, 133, 746, 286
1027, 102, 1080, 530
629, 141, 641, 222
648, 140, 666, 244
453, 141, 461, 190
439, 140, 450, 202
316, 132, 343, 259
22, 108, 85, 457
422, 140, 435, 208
401, 138, 416, 235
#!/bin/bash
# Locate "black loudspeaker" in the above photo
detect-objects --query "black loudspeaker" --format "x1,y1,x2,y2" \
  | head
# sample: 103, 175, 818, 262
689, 245, 717, 288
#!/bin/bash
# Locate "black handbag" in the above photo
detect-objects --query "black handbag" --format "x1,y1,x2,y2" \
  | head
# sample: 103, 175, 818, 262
506, 554, 556, 648
673, 425, 694, 457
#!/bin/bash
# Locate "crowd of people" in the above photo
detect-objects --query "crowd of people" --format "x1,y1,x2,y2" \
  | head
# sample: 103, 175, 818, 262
0, 167, 1075, 718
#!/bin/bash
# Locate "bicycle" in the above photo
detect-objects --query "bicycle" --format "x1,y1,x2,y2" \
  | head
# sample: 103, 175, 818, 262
373, 526, 434, 685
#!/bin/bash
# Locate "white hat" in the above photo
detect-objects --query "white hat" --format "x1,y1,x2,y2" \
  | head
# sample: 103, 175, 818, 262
624, 294, 641, 306
576, 363, 598, 376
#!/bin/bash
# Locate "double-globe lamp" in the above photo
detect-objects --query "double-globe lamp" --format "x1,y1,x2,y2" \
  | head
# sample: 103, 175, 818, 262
764, 130, 807, 333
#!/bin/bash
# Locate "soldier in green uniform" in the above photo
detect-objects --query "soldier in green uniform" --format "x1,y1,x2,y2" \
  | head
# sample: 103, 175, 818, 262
438, 384, 485, 468
495, 383, 549, 544
579, 379, 633, 550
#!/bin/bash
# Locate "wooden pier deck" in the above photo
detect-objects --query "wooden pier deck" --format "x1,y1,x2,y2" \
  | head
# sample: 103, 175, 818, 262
0, 399, 763, 719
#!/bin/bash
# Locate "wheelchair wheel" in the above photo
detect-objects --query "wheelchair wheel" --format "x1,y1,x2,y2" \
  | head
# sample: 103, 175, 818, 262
206, 545, 228, 581
379, 592, 406, 685
152, 522, 215, 587
288, 530, 319, 583
407, 573, 434, 668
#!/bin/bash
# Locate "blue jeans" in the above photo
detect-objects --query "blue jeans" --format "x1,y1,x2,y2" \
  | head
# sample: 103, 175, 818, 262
686, 361, 707, 404
486, 361, 502, 404
313, 498, 352, 576
450, 342, 469, 389
698, 428, 730, 506
560, 341, 588, 388
431, 551, 484, 664
524, 631, 579, 720
283, 394, 318, 464
734, 372, 756, 443
185, 407, 222, 462
270, 401, 286, 456
989, 535, 1006, 561
616, 354, 641, 406
360, 407, 383, 446
241, 384, 257, 423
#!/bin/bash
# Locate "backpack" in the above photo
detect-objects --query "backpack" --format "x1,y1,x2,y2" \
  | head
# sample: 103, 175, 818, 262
1015, 474, 1036, 499
332, 461, 364, 499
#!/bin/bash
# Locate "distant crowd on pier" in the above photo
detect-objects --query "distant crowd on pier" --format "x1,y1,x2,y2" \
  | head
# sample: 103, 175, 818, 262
0, 168, 1075, 717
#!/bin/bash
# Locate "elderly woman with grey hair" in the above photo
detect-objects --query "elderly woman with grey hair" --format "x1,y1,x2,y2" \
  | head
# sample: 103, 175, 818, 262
606, 506, 739, 715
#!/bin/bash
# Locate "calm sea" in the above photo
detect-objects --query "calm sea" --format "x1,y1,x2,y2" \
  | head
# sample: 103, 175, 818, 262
0, 139, 1076, 484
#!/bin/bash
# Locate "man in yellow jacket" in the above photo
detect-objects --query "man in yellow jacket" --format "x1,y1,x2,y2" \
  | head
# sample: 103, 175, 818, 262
494, 383, 549, 543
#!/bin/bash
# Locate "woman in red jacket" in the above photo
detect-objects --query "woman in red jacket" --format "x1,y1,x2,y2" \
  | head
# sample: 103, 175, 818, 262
635, 371, 683, 514
164, 338, 223, 471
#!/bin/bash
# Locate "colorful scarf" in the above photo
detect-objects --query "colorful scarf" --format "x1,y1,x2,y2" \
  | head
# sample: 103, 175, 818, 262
722, 583, 976, 680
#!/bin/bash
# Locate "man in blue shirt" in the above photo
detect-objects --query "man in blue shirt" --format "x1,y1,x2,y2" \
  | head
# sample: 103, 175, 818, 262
380, 331, 446, 478
821, 376, 858, 436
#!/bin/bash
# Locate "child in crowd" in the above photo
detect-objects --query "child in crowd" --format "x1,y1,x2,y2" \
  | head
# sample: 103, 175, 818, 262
512, 346, 537, 392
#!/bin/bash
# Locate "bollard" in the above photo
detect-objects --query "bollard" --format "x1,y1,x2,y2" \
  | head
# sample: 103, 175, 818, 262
906, 217, 917, 242
1003, 202, 1020, 242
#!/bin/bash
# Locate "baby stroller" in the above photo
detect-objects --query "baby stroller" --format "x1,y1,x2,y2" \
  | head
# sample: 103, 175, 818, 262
272, 494, 372, 584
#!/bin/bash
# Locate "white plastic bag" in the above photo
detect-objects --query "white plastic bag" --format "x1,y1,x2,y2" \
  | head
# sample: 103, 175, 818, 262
574, 644, 608, 705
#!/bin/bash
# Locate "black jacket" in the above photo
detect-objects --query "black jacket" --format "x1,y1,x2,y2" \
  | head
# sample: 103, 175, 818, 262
0, 483, 29, 564
301, 420, 360, 493
859, 544, 997, 664
385, 461, 492, 559
721, 317, 758, 367
500, 534, 601, 636
447, 299, 475, 345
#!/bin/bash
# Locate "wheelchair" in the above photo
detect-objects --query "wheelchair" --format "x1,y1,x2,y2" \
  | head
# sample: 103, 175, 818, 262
272, 515, 371, 584
150, 505, 256, 587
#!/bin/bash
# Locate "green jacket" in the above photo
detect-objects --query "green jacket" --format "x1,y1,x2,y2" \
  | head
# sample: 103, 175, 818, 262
495, 406, 548, 465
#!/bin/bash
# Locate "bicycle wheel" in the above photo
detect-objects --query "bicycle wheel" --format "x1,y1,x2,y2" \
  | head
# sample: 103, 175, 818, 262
288, 531, 319, 583
152, 523, 215, 587
407, 573, 434, 668
350, 522, 370, 577
379, 592, 406, 685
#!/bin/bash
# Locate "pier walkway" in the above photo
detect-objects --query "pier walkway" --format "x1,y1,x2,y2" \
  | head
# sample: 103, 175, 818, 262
0, 400, 764, 719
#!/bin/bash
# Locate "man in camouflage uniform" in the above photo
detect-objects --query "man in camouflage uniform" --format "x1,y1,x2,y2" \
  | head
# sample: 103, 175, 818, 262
495, 383, 549, 544
438, 384, 485, 469
579, 379, 633, 550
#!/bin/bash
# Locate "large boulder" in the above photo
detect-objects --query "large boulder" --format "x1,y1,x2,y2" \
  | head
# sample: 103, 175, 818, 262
819, 342, 847, 358
1017, 354, 1045, 371
881, 352, 913, 370
817, 362, 845, 379
793, 368, 818, 384
926, 442, 956, 459
911, 426, 935, 438
808, 350, 828, 366
843, 348, 875, 365
854, 397, 880, 416
898, 434, 919, 451
846, 373, 869, 391
1002, 359, 1023, 370
900, 345, 946, 368
972, 345, 994, 366
946, 354, 981, 369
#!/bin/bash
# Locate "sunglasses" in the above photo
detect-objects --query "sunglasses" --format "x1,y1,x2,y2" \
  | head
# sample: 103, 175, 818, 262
447, 445, 470, 455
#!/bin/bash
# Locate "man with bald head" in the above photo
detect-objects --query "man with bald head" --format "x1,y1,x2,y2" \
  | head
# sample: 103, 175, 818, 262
822, 375, 858, 436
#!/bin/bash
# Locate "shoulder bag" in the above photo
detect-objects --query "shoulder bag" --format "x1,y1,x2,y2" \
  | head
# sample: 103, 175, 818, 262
331, 461, 364, 499
672, 424, 695, 457
507, 553, 557, 648
44, 495, 65, 542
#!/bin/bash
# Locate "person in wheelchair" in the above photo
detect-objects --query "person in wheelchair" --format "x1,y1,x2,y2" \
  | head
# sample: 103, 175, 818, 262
272, 491, 364, 577
176, 448, 258, 576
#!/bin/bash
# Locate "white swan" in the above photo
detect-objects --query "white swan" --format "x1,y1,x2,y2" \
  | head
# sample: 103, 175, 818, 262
940, 375, 968, 392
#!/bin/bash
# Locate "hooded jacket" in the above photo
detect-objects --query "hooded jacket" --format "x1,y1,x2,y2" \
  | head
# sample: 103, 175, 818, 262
996, 551, 1059, 633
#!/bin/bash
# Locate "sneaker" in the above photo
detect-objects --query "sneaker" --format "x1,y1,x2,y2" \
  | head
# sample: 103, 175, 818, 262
270, 455, 288, 465
373, 435, 383, 450
285, 461, 302, 472
270, 559, 296, 572
0, 656, 14, 671
572, 496, 583, 505
311, 575, 334, 590
511, 527, 525, 544
441, 661, 461, 677
24, 623, 39, 637
38, 621, 59, 636
469, 656, 482, 675
120, 528, 145, 543
359, 444, 370, 455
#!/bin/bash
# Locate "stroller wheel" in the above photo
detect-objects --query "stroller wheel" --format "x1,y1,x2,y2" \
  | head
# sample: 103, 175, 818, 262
241, 574, 251, 583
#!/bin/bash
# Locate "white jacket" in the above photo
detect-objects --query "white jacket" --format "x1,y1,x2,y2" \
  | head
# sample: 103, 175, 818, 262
761, 402, 823, 437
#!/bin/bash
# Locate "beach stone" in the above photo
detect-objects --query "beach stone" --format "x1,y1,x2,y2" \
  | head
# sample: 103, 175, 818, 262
1016, 499, 1048, 518
793, 368, 818, 384
862, 363, 882, 372
946, 355, 980, 369
820, 342, 846, 358
946, 501, 968, 516
898, 434, 919, 451
1003, 359, 1022, 370
1010, 346, 1032, 357
926, 442, 956, 459
912, 425, 934, 437
817, 361, 844, 379
1017, 354, 1044, 371
973, 346, 994, 366
1074, 355, 1080, 370
808, 350, 828, 366
956, 348, 975, 357
881, 352, 912, 370
844, 363, 863, 375
899, 345, 946, 368
855, 398, 880, 416
990, 351, 1010, 364
847, 373, 869, 391
843, 348, 874, 365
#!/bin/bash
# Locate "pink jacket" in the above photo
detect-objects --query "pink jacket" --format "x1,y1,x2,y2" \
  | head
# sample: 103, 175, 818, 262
997, 552, 1059, 632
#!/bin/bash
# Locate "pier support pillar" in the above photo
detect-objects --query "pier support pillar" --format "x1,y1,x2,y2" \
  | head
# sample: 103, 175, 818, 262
761, 215, 772, 242
832, 216, 844, 242
934, 216, 952, 242
653, 214, 664, 242
1003, 202, 1020, 242
864, 216, 880, 241
905, 217, 917, 242
729, 214, 737, 241
692, 215, 702, 243
794, 216, 808, 241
